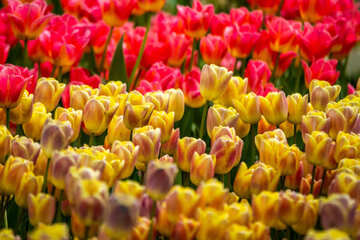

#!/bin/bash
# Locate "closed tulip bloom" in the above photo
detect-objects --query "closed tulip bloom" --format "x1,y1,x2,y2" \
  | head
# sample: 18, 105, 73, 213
99, 81, 127, 97
9, 90, 33, 125
233, 92, 261, 124
298, 0, 335, 23
0, 125, 12, 163
138, 0, 166, 12
305, 131, 336, 169
23, 102, 52, 141
148, 110, 175, 143
224, 224, 252, 240
28, 223, 69, 240
164, 89, 185, 122
328, 172, 360, 203
244, 60, 271, 93
15, 171, 43, 208
0, 229, 20, 240
83, 96, 119, 136
113, 180, 144, 200
0, 156, 34, 195
101, 0, 135, 27
278, 190, 306, 226
199, 64, 233, 101
334, 132, 360, 162
210, 126, 238, 146
257, 115, 277, 134
34, 78, 65, 112
259, 91, 288, 126
105, 115, 131, 147
70, 209, 98, 239
302, 59, 340, 88
0, 64, 30, 109
309, 80, 341, 112
287, 93, 308, 125
40, 119, 73, 158
196, 208, 228, 240
28, 193, 56, 226
234, 162, 281, 199
206, 105, 239, 138
210, 135, 243, 174
326, 104, 360, 139
167, 33, 192, 68
177, 0, 215, 39
133, 126, 161, 165
171, 216, 200, 240
145, 91, 167, 113
190, 152, 216, 186
200, 34, 227, 65
292, 195, 319, 234
69, 85, 98, 111
103, 194, 140, 238
165, 186, 200, 223
145, 160, 178, 201
161, 128, 180, 155
305, 229, 351, 240
111, 141, 139, 179
11, 136, 41, 164
123, 100, 154, 131
180, 68, 206, 108
301, 110, 331, 141
215, 77, 248, 108
225, 199, 253, 226
197, 179, 228, 210
176, 137, 206, 172
55, 107, 82, 143
255, 128, 288, 150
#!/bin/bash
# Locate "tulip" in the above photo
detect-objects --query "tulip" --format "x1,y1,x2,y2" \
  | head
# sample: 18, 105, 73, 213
287, 93, 309, 125
278, 190, 306, 226
133, 126, 161, 165
206, 105, 239, 138
302, 59, 340, 88
123, 99, 154, 131
224, 224, 252, 240
83, 96, 119, 136
103, 194, 140, 238
111, 141, 139, 179
70, 209, 98, 239
334, 132, 360, 162
138, 0, 166, 12
113, 180, 144, 200
161, 128, 180, 155
145, 91, 167, 113
196, 208, 228, 240
23, 102, 52, 141
328, 172, 360, 203
0, 229, 20, 240
259, 91, 288, 126
225, 199, 253, 226
176, 137, 206, 172
164, 89, 185, 122
165, 186, 200, 223
255, 128, 288, 150
200, 35, 227, 65
40, 119, 73, 158
28, 223, 69, 240
145, 160, 178, 201
244, 60, 271, 93
0, 125, 12, 163
305, 131, 336, 170
15, 171, 43, 208
99, 81, 127, 97
69, 85, 99, 111
171, 216, 200, 240
10, 136, 41, 164
215, 77, 248, 108
180, 68, 206, 108
197, 179, 228, 210
326, 104, 360, 139
105, 115, 131, 147
9, 90, 33, 125
301, 110, 331, 141
167, 32, 192, 68
210, 126, 238, 145
292, 195, 319, 234
34, 78, 65, 112
7, 0, 53, 40
148, 110, 175, 143
28, 193, 56, 226
0, 64, 30, 110
305, 229, 351, 240
298, 0, 336, 23
234, 162, 281, 199
190, 152, 216, 186
54, 107, 82, 143
101, 0, 135, 27
177, 0, 215, 39
233, 92, 261, 124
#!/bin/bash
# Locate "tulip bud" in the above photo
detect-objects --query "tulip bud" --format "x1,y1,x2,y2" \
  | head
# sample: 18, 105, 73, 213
233, 92, 261, 124
292, 195, 319, 234
70, 210, 98, 239
34, 78, 66, 112
278, 190, 306, 226
328, 171, 360, 203
23, 102, 52, 141
133, 126, 161, 165
99, 81, 127, 96
326, 104, 360, 139
200, 34, 227, 66
287, 93, 309, 125
105, 115, 131, 147
27, 223, 69, 240
11, 136, 41, 164
309, 80, 341, 111
196, 208, 228, 240
123, 102, 154, 131
148, 110, 175, 143
103, 194, 140, 238
83, 96, 119, 136
200, 64, 233, 101
69, 85, 98, 111
225, 199, 253, 226
258, 115, 277, 134
305, 229, 351, 240
215, 77, 248, 108
129, 216, 150, 240
55, 107, 82, 143
161, 128, 179, 155
101, 0, 135, 27
234, 162, 281, 199
145, 160, 178, 201
255, 128, 287, 150
113, 180, 144, 200
305, 131, 336, 169
176, 137, 206, 172
197, 179, 228, 210
334, 132, 360, 162
190, 152, 216, 186
164, 89, 185, 122
0, 229, 20, 240
138, 0, 166, 12
207, 105, 239, 138
0, 125, 12, 163
9, 90, 34, 125
15, 172, 43, 208
28, 193, 56, 226
40, 119, 73, 158
111, 141, 139, 179
171, 216, 200, 240
301, 110, 331, 141
259, 91, 288, 126
224, 224, 252, 240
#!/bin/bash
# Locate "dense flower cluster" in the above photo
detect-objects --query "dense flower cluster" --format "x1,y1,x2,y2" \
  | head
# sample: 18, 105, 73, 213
0, 0, 359, 239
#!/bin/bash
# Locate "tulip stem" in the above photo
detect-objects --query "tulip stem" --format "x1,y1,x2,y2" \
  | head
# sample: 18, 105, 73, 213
148, 200, 157, 240
294, 63, 302, 93
50, 65, 56, 78
250, 124, 258, 166
23, 38, 30, 67
15, 208, 24, 233
239, 58, 246, 76
89, 133, 95, 146
199, 101, 209, 139
276, 0, 285, 16
4, 209, 7, 228
128, 13, 151, 91
84, 226, 89, 240
42, 158, 51, 193
16, 124, 24, 136
99, 26, 114, 75
318, 170, 326, 197
233, 58, 240, 75
189, 39, 197, 72
5, 108, 10, 131
56, 190, 64, 222
293, 124, 297, 145
270, 52, 280, 83
310, 165, 316, 194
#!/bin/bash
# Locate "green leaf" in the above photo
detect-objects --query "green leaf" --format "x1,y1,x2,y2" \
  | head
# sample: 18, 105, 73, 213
108, 34, 128, 84
79, 47, 98, 74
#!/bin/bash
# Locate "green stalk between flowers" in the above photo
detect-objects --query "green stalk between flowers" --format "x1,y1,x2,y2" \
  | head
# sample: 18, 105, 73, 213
128, 13, 151, 91
276, 0, 285, 16
318, 170, 326, 197
199, 101, 210, 139
89, 133, 95, 146
99, 26, 114, 75
270, 52, 280, 83
250, 124, 258, 166
42, 158, 51, 193
148, 200, 157, 240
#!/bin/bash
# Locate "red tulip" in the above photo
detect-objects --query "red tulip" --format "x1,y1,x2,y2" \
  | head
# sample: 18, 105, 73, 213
89, 20, 112, 55
69, 67, 101, 89
180, 68, 205, 108
142, 62, 183, 90
246, 0, 283, 15
229, 7, 263, 30
302, 58, 340, 88
280, 0, 300, 19
210, 13, 231, 36
0, 37, 10, 64
19, 65, 38, 95
0, 64, 31, 109
7, 0, 53, 40
0, 8, 17, 47
61, 0, 102, 22
200, 34, 227, 65
244, 60, 271, 93
136, 80, 162, 95
101, 0, 135, 27
298, 0, 336, 23
177, 0, 214, 39
166, 32, 192, 68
